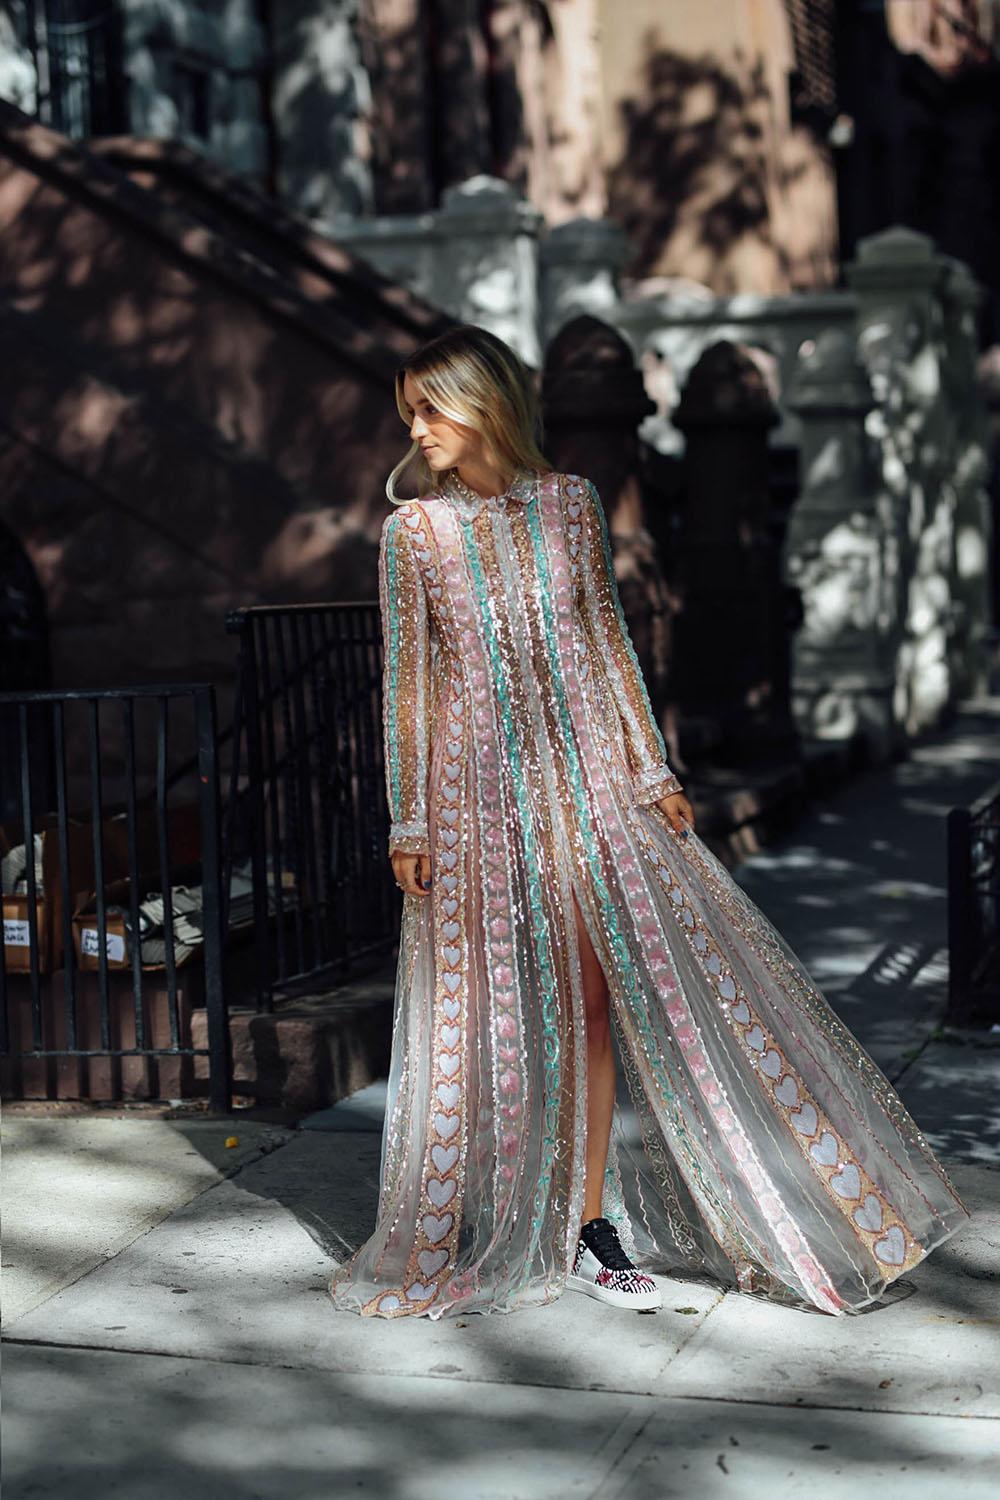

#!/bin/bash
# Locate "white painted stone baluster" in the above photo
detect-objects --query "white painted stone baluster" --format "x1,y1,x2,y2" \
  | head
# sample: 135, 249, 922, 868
784, 328, 897, 760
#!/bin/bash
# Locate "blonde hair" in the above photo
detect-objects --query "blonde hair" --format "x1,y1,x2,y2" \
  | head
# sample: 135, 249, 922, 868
386, 325, 550, 504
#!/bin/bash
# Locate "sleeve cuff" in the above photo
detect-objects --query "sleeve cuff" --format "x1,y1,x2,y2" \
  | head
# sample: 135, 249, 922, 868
388, 820, 431, 857
633, 767, 684, 806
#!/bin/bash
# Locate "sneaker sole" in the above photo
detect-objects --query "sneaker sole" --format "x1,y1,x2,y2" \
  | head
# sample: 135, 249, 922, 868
568, 1272, 662, 1311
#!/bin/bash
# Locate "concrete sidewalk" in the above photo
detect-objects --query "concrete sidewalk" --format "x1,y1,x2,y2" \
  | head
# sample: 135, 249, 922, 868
4, 705, 1000, 1499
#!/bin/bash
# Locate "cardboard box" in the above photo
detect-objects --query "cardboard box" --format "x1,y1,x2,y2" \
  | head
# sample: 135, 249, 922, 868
2, 893, 50, 973
1, 803, 202, 975
72, 869, 203, 974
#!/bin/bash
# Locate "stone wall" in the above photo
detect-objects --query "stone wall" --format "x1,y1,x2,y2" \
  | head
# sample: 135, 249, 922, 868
342, 193, 992, 754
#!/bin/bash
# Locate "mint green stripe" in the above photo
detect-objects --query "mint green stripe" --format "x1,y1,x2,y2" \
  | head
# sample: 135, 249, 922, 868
460, 519, 561, 1259
525, 502, 707, 1171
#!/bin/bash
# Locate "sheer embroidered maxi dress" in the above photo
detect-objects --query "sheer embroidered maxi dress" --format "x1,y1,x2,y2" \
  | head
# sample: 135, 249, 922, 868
327, 471, 968, 1321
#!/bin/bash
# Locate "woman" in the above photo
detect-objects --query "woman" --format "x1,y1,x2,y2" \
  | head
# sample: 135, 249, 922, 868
328, 325, 967, 1321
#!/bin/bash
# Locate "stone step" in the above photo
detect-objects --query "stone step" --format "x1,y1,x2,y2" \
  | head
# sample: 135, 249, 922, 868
191, 960, 396, 1115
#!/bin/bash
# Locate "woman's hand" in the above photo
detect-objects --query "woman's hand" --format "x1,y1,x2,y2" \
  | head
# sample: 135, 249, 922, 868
391, 850, 433, 896
655, 791, 695, 839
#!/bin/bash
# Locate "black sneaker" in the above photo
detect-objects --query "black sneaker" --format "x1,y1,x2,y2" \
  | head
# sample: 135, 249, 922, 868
568, 1217, 662, 1311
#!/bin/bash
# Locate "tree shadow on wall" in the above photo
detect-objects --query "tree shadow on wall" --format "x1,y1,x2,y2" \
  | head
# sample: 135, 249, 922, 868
607, 43, 786, 286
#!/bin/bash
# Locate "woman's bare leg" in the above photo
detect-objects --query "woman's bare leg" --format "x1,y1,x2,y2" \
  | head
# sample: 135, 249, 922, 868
574, 895, 614, 1225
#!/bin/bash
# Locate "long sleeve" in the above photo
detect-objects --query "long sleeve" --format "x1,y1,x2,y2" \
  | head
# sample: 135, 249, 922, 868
379, 511, 433, 857
578, 479, 683, 805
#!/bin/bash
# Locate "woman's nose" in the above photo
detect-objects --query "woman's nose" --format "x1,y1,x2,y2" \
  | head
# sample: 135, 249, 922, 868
411, 414, 427, 439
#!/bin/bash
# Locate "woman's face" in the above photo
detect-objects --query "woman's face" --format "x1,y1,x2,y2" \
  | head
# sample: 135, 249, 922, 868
402, 373, 486, 474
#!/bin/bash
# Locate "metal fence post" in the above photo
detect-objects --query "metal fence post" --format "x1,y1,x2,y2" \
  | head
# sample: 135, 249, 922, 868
195, 686, 232, 1114
946, 806, 973, 1026
227, 611, 273, 1012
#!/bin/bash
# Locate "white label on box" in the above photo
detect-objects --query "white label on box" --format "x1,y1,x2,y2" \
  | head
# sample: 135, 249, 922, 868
3, 919, 30, 947
81, 927, 126, 964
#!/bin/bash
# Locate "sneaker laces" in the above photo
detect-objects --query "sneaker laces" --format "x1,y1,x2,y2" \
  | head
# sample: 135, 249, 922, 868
579, 1218, 634, 1271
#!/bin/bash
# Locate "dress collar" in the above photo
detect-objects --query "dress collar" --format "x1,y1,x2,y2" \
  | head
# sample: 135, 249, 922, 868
439, 469, 540, 521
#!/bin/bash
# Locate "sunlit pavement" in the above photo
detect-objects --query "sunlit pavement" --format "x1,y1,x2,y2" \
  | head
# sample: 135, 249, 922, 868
3, 703, 999, 1499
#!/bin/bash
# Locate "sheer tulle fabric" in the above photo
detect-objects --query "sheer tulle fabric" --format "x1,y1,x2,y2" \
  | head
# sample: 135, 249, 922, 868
328, 472, 967, 1320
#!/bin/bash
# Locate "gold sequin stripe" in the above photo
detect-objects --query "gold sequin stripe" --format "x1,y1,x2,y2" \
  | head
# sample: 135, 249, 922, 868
679, 828, 966, 1230
380, 507, 432, 858
576, 478, 673, 780
582, 699, 843, 1302
615, 1035, 707, 1266
548, 486, 771, 1276
552, 493, 798, 1285
468, 503, 573, 1284
509, 490, 607, 1281
544, 485, 784, 1284
632, 815, 926, 1281
364, 509, 471, 1317
682, 835, 967, 1212
458, 511, 535, 1265
584, 713, 811, 1296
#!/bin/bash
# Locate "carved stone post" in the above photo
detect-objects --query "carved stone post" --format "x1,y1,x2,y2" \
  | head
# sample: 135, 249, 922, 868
541, 316, 673, 726
671, 341, 797, 764
940, 257, 993, 698
845, 226, 954, 736
784, 329, 898, 761
540, 218, 629, 345
433, 177, 544, 365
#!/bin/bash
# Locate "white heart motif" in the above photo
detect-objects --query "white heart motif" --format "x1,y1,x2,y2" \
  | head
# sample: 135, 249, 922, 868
431, 1144, 458, 1173
434, 1113, 459, 1140
442, 972, 461, 994
442, 921, 460, 940
874, 1225, 905, 1266
418, 1247, 449, 1276
442, 996, 460, 1021
378, 1294, 401, 1312
745, 1025, 766, 1053
791, 1102, 818, 1136
774, 1075, 799, 1108
439, 1053, 460, 1078
853, 1193, 883, 1233
442, 944, 461, 967
427, 1177, 457, 1208
810, 1131, 839, 1167
437, 1082, 460, 1108
731, 1000, 751, 1026
406, 1282, 432, 1301
423, 1213, 453, 1244
760, 1049, 781, 1079
440, 1023, 460, 1050
831, 1163, 861, 1200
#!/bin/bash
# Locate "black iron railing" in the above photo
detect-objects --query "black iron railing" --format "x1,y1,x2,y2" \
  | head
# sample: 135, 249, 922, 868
0, 685, 231, 1109
947, 778, 1000, 1026
224, 602, 398, 1010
